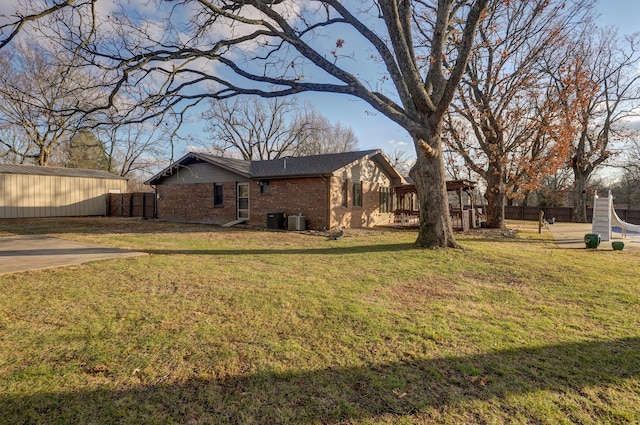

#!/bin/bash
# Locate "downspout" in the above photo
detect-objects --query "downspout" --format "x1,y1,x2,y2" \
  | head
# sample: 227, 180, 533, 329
151, 184, 158, 219
322, 175, 330, 230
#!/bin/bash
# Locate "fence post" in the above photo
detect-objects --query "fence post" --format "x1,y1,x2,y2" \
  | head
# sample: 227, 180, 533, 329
538, 210, 544, 234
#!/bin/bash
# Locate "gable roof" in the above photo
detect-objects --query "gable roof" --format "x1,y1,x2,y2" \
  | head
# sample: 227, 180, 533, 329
249, 150, 380, 179
192, 153, 252, 177
146, 149, 405, 185
0, 163, 127, 180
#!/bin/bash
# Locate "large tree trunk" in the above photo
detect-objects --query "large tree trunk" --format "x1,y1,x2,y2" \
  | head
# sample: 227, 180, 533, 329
572, 168, 589, 222
409, 130, 460, 249
484, 164, 505, 229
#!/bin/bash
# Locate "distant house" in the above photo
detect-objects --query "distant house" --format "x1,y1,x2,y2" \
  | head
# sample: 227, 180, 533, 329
145, 150, 406, 230
0, 164, 127, 219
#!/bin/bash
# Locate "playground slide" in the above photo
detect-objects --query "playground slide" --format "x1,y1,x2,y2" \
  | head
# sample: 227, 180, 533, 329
591, 192, 612, 240
611, 204, 640, 236
592, 191, 640, 241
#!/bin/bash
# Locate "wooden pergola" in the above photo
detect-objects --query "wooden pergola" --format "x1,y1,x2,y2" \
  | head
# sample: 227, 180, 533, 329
394, 179, 483, 231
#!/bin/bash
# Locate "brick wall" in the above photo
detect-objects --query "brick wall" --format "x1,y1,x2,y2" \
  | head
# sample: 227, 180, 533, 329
250, 177, 328, 230
328, 177, 394, 229
156, 182, 237, 224
156, 176, 394, 229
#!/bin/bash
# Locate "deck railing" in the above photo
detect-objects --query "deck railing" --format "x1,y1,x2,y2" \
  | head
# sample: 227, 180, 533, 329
394, 210, 419, 227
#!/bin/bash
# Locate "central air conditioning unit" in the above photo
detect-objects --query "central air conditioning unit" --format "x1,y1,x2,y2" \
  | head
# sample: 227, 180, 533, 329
288, 215, 306, 231
266, 212, 286, 229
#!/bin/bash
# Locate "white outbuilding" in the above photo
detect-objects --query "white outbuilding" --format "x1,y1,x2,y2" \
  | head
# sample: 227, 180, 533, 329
0, 164, 127, 218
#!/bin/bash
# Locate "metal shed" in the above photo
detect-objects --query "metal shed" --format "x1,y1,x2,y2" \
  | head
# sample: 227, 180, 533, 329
0, 164, 128, 218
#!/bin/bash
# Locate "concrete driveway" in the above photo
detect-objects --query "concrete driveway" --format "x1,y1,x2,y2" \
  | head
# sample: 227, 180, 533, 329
0, 235, 146, 275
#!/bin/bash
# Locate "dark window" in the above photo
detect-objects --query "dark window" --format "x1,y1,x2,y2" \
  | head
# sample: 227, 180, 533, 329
214, 183, 223, 206
380, 187, 391, 213
342, 180, 348, 207
352, 181, 362, 207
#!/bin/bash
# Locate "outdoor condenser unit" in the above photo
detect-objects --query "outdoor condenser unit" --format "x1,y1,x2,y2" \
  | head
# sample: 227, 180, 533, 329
266, 212, 286, 229
288, 215, 306, 231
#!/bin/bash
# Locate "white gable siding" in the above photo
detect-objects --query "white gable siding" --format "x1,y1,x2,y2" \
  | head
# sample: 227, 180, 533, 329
159, 162, 244, 184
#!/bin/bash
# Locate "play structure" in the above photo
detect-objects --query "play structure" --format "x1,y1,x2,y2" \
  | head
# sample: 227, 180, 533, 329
591, 191, 640, 241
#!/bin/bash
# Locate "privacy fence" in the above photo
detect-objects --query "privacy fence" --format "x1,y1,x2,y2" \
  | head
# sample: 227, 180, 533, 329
107, 192, 155, 219
505, 206, 640, 225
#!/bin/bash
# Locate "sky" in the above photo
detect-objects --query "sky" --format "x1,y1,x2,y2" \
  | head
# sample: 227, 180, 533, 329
295, 1, 640, 160
1, 0, 639, 162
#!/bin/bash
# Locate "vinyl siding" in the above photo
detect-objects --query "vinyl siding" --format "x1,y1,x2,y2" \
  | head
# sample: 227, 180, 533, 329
159, 162, 244, 184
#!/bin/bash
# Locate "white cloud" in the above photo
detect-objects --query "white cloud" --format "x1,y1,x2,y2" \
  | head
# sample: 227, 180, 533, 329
388, 139, 408, 147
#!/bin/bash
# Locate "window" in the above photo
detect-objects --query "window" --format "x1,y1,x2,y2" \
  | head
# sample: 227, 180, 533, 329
352, 181, 362, 207
341, 180, 348, 207
380, 187, 392, 213
214, 183, 223, 206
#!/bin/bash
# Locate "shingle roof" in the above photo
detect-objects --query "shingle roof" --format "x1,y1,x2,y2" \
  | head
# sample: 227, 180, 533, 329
195, 153, 251, 177
0, 163, 127, 180
146, 149, 404, 184
249, 150, 380, 178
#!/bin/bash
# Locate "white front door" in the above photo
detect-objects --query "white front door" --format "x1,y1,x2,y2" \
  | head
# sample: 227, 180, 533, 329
237, 182, 249, 220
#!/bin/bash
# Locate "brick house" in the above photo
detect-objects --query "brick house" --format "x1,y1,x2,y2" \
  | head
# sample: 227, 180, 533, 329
145, 150, 405, 230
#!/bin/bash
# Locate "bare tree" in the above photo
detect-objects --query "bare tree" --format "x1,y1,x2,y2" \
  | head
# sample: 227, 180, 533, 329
623, 140, 640, 183
441, 0, 592, 228
203, 96, 356, 159
607, 135, 640, 209
0, 40, 101, 165
0, 126, 29, 163
548, 28, 640, 222
385, 148, 414, 177
3, 1, 491, 246
46, 0, 491, 248
0, 0, 84, 50
293, 112, 359, 156
0, 17, 173, 176
610, 172, 640, 209
95, 119, 171, 178
530, 168, 574, 207
203, 97, 302, 160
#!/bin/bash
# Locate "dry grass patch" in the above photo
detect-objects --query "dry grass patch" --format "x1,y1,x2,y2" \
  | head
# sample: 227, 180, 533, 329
0, 218, 639, 424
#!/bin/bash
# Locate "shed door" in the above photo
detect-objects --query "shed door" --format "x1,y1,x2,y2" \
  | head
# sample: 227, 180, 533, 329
237, 182, 250, 220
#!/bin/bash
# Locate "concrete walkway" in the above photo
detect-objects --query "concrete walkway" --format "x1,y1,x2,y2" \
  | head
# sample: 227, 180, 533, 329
0, 235, 146, 276
545, 222, 640, 252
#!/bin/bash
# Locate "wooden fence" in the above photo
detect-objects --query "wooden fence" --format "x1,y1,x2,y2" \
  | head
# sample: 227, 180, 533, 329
505, 206, 640, 225
107, 192, 155, 219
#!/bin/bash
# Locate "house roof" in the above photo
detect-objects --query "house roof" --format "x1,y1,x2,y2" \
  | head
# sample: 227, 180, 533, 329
193, 153, 252, 177
0, 163, 127, 180
146, 150, 405, 185
249, 150, 381, 178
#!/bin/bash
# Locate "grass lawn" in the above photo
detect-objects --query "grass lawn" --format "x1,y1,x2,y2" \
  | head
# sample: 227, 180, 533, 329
0, 217, 639, 424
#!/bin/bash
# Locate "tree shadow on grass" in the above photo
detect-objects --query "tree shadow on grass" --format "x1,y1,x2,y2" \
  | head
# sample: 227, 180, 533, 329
3, 337, 639, 424
143, 243, 416, 256
0, 217, 236, 236
459, 236, 549, 246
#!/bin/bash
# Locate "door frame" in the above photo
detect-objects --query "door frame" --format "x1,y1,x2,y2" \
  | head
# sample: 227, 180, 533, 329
237, 182, 250, 220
